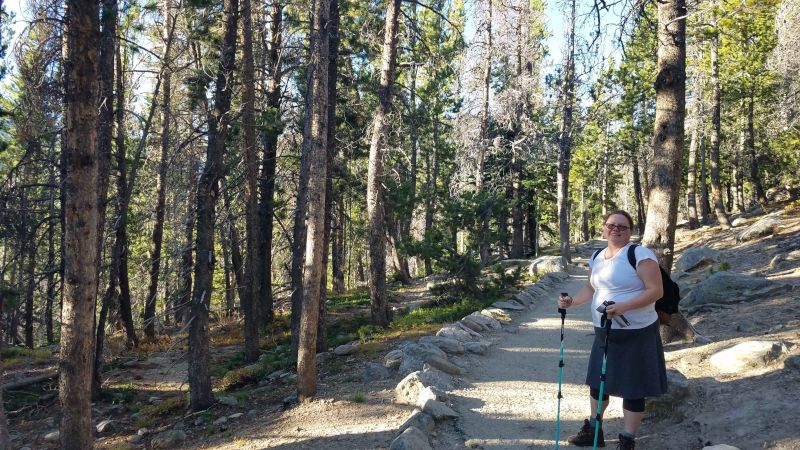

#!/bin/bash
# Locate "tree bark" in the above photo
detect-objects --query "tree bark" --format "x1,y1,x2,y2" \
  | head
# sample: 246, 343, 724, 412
60, 0, 100, 446
557, 0, 576, 265
176, 158, 197, 325
642, 0, 686, 271
240, 0, 260, 362
699, 135, 711, 223
687, 72, 702, 229
297, 0, 331, 400
220, 220, 235, 316
746, 96, 766, 206
189, 0, 239, 411
257, 0, 283, 327
318, 0, 340, 352
221, 183, 245, 318
477, 0, 492, 266
709, 21, 731, 228
366, 0, 401, 327
144, 0, 174, 338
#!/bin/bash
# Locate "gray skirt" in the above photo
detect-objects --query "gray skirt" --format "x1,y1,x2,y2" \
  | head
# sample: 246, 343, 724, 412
585, 319, 667, 399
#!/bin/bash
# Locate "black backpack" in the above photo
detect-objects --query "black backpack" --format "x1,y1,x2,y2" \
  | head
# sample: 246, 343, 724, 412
591, 244, 681, 315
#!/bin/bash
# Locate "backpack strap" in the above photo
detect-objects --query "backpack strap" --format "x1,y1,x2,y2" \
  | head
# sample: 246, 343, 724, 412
591, 248, 603, 262
627, 244, 639, 270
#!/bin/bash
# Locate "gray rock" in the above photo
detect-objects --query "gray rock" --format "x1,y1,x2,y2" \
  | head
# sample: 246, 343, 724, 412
362, 362, 392, 381
396, 372, 426, 405
217, 395, 238, 407
784, 355, 800, 370
662, 368, 690, 401
213, 416, 228, 426
675, 247, 720, 272
459, 318, 484, 332
454, 321, 484, 338
148, 396, 162, 404
492, 301, 525, 311
150, 430, 187, 449
390, 426, 432, 450
334, 344, 357, 356
316, 352, 331, 364
737, 213, 781, 241
137, 428, 149, 436
420, 399, 459, 420
466, 311, 502, 330
504, 326, 519, 334
384, 349, 404, 369
682, 272, 786, 308
96, 419, 116, 434
465, 341, 488, 355
130, 435, 144, 445
423, 355, 462, 375
397, 410, 435, 436
702, 445, 741, 450
228, 413, 244, 419
44, 431, 59, 442
709, 341, 786, 373
418, 366, 454, 390
528, 256, 565, 276
416, 386, 440, 406
418, 335, 464, 354
436, 325, 476, 342
480, 308, 512, 322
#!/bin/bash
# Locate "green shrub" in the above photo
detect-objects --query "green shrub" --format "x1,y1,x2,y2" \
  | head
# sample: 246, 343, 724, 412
351, 392, 366, 403
136, 396, 187, 428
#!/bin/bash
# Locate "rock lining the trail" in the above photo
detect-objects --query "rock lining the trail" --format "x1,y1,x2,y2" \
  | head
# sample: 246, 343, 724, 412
386, 271, 571, 449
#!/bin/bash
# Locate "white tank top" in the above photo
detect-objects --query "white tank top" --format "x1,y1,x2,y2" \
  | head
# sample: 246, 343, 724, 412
588, 243, 659, 329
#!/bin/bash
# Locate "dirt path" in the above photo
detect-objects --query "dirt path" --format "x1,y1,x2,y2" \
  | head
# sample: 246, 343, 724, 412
449, 270, 630, 449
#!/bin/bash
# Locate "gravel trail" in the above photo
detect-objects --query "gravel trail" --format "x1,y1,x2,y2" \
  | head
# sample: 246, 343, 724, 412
450, 270, 627, 449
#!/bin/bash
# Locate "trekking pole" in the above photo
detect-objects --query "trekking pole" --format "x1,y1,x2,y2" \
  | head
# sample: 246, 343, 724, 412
554, 293, 568, 449
593, 314, 613, 450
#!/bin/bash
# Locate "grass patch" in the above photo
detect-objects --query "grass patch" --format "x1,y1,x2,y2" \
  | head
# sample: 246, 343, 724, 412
355, 341, 387, 355
326, 314, 370, 348
392, 297, 495, 328
1, 347, 53, 368
350, 392, 366, 403
137, 335, 173, 353
136, 395, 187, 428
102, 383, 137, 404
328, 289, 371, 311
217, 363, 269, 391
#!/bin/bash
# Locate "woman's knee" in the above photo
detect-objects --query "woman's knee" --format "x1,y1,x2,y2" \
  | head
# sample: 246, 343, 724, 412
622, 398, 645, 412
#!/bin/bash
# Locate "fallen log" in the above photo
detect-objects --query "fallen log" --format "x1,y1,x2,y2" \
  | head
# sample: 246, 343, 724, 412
2, 371, 58, 391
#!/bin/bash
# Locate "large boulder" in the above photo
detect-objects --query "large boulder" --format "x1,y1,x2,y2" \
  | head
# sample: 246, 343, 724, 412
709, 341, 786, 373
466, 311, 501, 330
396, 410, 435, 436
737, 213, 781, 242
675, 247, 720, 272
528, 256, 565, 276
436, 325, 478, 342
492, 301, 525, 311
390, 426, 432, 450
480, 308, 512, 322
418, 336, 464, 354
395, 372, 426, 405
681, 272, 786, 308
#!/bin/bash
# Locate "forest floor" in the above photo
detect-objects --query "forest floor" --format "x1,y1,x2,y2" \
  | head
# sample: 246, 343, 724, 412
4, 201, 800, 449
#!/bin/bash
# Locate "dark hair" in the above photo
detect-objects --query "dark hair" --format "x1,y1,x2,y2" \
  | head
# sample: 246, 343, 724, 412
603, 210, 634, 229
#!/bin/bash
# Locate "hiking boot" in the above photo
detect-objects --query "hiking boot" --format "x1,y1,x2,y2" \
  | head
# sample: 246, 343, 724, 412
616, 433, 635, 450
567, 419, 604, 447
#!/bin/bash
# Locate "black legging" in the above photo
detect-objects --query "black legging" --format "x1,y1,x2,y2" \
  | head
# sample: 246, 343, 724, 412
590, 387, 645, 413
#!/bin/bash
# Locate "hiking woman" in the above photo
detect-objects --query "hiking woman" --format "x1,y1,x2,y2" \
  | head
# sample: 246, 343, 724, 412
557, 210, 667, 449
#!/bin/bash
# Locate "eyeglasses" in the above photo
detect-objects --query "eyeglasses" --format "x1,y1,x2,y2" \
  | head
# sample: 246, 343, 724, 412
604, 223, 630, 231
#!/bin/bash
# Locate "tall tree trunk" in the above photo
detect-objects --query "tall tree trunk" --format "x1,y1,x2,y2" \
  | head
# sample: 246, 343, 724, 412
709, 20, 731, 228
511, 142, 524, 258
220, 221, 235, 316
60, 0, 100, 446
144, 5, 174, 338
687, 72, 702, 229
699, 135, 711, 223
189, 0, 239, 411
557, 0, 576, 265
257, 0, 283, 327
367, 0, 401, 327
177, 158, 197, 325
317, 0, 340, 352
221, 182, 245, 317
631, 147, 646, 236
477, 0, 492, 266
527, 194, 538, 257
115, 43, 138, 348
297, 0, 331, 400
240, 0, 260, 362
746, 95, 766, 206
424, 118, 440, 275
331, 198, 346, 293
642, 0, 686, 271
